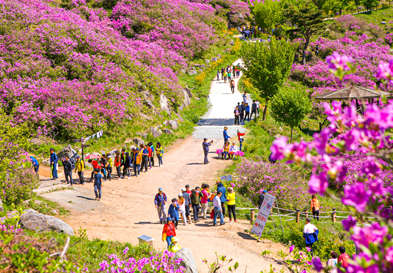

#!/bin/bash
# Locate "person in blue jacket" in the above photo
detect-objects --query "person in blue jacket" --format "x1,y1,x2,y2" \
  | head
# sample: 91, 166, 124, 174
223, 126, 231, 142
202, 138, 213, 164
50, 148, 58, 179
216, 181, 227, 217
168, 198, 180, 228
303, 218, 319, 256
30, 156, 39, 173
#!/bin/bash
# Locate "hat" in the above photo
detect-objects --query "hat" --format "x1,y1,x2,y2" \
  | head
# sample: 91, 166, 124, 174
158, 187, 163, 191
50, 148, 54, 151
94, 168, 100, 172
167, 217, 173, 222
76, 155, 80, 159
181, 188, 186, 192
195, 186, 200, 189
178, 193, 183, 197
204, 138, 207, 141
306, 218, 311, 222
263, 190, 267, 193
171, 237, 178, 243
185, 184, 190, 188
121, 148, 125, 151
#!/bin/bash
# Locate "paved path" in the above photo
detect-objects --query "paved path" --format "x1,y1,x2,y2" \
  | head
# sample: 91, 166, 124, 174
38, 59, 286, 273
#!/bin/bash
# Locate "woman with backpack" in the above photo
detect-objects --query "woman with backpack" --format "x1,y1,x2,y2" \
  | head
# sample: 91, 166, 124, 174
230, 79, 235, 94
114, 151, 121, 180
156, 142, 164, 167
124, 152, 132, 179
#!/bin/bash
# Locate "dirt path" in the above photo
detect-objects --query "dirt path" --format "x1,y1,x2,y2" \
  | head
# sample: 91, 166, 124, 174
38, 60, 287, 272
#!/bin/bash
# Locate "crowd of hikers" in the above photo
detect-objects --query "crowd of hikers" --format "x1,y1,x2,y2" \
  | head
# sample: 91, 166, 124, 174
48, 142, 165, 201
216, 63, 241, 94
234, 91, 261, 125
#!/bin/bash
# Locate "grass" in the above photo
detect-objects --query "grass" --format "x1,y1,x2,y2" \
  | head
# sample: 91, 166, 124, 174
354, 6, 393, 24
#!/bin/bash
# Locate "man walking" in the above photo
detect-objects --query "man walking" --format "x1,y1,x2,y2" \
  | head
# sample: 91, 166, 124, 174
251, 100, 257, 120
191, 187, 201, 223
74, 155, 85, 184
50, 148, 58, 180
223, 126, 231, 142
155, 187, 167, 224
93, 168, 103, 201
213, 191, 224, 226
239, 102, 244, 123
258, 190, 267, 209
303, 218, 319, 256
217, 181, 227, 217
202, 138, 213, 164
114, 151, 121, 179
182, 188, 192, 223
245, 103, 250, 121
63, 156, 74, 185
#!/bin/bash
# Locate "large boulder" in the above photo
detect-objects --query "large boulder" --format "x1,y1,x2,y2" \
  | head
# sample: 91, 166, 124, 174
140, 112, 154, 121
0, 197, 3, 212
19, 209, 74, 236
173, 247, 197, 273
57, 145, 77, 160
187, 70, 197, 76
182, 88, 192, 107
29, 138, 46, 145
163, 128, 173, 135
150, 127, 162, 138
160, 94, 171, 115
169, 120, 178, 130
133, 137, 145, 147
144, 99, 155, 109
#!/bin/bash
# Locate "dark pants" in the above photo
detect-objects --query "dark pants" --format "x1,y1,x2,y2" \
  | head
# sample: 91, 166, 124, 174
122, 166, 127, 177
240, 113, 244, 122
306, 243, 314, 256
192, 205, 199, 222
94, 185, 102, 198
34, 166, 39, 173
142, 156, 148, 171
101, 168, 107, 181
221, 202, 226, 217
116, 166, 121, 178
250, 110, 257, 120
150, 157, 154, 167
77, 171, 84, 184
227, 205, 236, 221
185, 205, 190, 217
245, 112, 250, 121
234, 115, 240, 125
157, 155, 163, 165
313, 210, 320, 221
204, 151, 208, 164
134, 164, 141, 176
52, 164, 58, 179
65, 171, 73, 185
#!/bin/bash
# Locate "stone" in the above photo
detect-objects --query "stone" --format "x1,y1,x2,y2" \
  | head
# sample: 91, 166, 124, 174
173, 247, 197, 273
150, 127, 162, 138
124, 138, 133, 144
187, 70, 197, 76
0, 197, 3, 212
229, 39, 234, 45
140, 112, 154, 121
57, 145, 78, 160
163, 129, 173, 135
159, 94, 171, 115
169, 120, 178, 130
132, 137, 144, 147
211, 57, 218, 62
182, 89, 191, 107
136, 133, 147, 140
164, 121, 170, 126
29, 138, 45, 145
144, 99, 155, 109
181, 69, 186, 74
205, 59, 210, 64
175, 112, 185, 122
19, 209, 74, 236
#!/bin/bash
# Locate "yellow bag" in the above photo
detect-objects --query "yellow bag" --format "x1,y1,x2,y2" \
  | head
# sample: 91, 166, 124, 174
162, 234, 166, 242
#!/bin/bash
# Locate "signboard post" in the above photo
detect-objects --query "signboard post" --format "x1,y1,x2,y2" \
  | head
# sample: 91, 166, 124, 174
73, 138, 85, 161
251, 193, 275, 237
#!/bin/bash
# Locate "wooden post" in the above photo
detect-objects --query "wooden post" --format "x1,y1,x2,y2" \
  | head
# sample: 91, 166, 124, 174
296, 209, 300, 223
305, 211, 308, 219
251, 209, 255, 223
332, 208, 336, 223
359, 214, 364, 223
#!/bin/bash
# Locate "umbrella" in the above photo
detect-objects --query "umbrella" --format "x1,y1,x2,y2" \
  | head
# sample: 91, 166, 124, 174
85, 154, 100, 159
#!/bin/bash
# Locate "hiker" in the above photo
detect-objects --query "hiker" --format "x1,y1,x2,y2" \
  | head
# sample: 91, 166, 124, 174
258, 190, 267, 208
251, 100, 257, 120
191, 187, 201, 223
156, 142, 164, 167
230, 79, 235, 94
303, 218, 319, 256
227, 187, 237, 222
147, 143, 153, 169
256, 100, 261, 115
327, 251, 338, 273
141, 144, 149, 172
63, 156, 74, 185
243, 92, 248, 104
228, 70, 232, 81
223, 70, 228, 83
181, 188, 192, 223
338, 246, 350, 269
216, 69, 220, 81
114, 151, 121, 180
100, 154, 108, 181
201, 184, 210, 219
168, 198, 180, 228
155, 187, 167, 224
178, 194, 187, 226
221, 67, 225, 79
202, 138, 213, 164
93, 168, 103, 201
244, 103, 250, 121
74, 155, 85, 184
229, 142, 237, 159
134, 147, 143, 177
311, 194, 320, 221
168, 237, 181, 253
88, 159, 100, 182
120, 148, 127, 177
149, 142, 155, 168
50, 148, 59, 179
223, 141, 230, 160
30, 156, 39, 173
124, 152, 132, 179
234, 106, 240, 125
217, 181, 227, 217
223, 126, 231, 142
162, 217, 176, 248
238, 102, 244, 122
213, 191, 224, 226
185, 184, 192, 195
106, 154, 112, 181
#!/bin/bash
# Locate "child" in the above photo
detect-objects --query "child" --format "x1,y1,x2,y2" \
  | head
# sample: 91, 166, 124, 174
327, 251, 338, 273
93, 168, 103, 201
106, 154, 112, 181
156, 142, 163, 167
168, 237, 181, 253
229, 142, 238, 159
178, 194, 187, 226
88, 159, 100, 182
168, 199, 179, 228
223, 141, 230, 160
162, 217, 176, 248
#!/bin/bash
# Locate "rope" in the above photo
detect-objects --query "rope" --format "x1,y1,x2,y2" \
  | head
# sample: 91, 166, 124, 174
272, 207, 297, 212
235, 207, 258, 210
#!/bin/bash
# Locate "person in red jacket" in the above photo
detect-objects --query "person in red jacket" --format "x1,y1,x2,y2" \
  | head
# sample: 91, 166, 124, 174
338, 246, 350, 269
237, 130, 245, 151
162, 217, 176, 248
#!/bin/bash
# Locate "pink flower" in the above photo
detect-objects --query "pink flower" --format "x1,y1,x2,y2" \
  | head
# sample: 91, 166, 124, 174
308, 172, 329, 196
342, 215, 357, 232
326, 51, 352, 71
342, 182, 371, 212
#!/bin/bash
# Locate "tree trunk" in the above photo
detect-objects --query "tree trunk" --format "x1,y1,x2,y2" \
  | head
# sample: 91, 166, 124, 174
290, 127, 293, 143
263, 103, 268, 121
302, 37, 310, 65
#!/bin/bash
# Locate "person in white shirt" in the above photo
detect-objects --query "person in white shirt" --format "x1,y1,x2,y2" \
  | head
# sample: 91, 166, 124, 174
327, 251, 338, 273
303, 218, 319, 256
213, 191, 224, 226
255, 100, 261, 115
229, 142, 238, 159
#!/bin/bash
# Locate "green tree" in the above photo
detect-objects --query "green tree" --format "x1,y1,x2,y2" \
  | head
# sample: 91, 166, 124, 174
240, 38, 295, 120
363, 0, 380, 11
270, 84, 312, 142
284, 2, 325, 65
252, 0, 283, 31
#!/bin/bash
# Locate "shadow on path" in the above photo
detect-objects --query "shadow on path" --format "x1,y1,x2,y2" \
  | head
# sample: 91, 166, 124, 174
237, 232, 257, 241
197, 118, 235, 126
76, 196, 95, 201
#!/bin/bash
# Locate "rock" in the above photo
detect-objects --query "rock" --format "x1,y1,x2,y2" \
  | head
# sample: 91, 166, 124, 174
160, 94, 171, 115
29, 138, 45, 145
0, 197, 3, 212
381, 21, 387, 25
136, 133, 147, 139
19, 209, 74, 236
144, 99, 155, 109
182, 89, 191, 107
163, 128, 173, 135
173, 247, 198, 273
57, 145, 78, 161
52, 209, 58, 215
132, 137, 144, 147
175, 112, 185, 122
150, 127, 162, 138
211, 57, 218, 62
205, 59, 210, 64
187, 70, 197, 76
124, 138, 133, 144
229, 39, 234, 45
181, 69, 186, 74
164, 121, 170, 126
140, 112, 154, 121
169, 120, 178, 130
228, 12, 245, 27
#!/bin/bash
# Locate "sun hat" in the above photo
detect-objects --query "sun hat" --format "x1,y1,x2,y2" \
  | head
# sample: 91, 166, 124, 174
171, 237, 179, 243
167, 217, 172, 222
181, 188, 186, 192
158, 187, 163, 191
263, 190, 267, 193
178, 193, 183, 197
